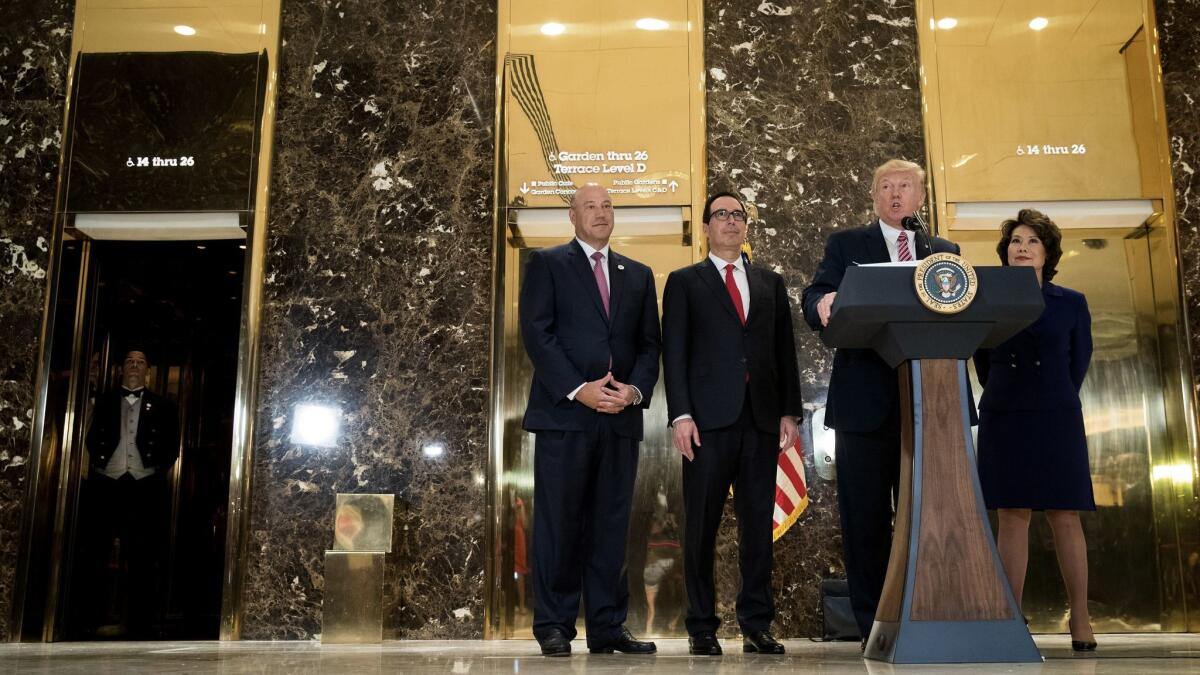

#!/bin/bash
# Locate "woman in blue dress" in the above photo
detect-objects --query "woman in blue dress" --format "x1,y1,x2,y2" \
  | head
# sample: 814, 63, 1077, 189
973, 209, 1097, 651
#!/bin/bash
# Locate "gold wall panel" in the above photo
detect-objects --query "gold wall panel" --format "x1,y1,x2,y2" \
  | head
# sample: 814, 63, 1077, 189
321, 551, 385, 644
501, 0, 696, 207
925, 0, 1148, 203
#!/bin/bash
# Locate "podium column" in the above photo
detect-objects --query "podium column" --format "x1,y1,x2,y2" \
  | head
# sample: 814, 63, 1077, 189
865, 359, 1041, 664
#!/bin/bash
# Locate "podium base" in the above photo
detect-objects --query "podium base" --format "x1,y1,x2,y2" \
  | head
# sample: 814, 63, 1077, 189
865, 618, 1042, 664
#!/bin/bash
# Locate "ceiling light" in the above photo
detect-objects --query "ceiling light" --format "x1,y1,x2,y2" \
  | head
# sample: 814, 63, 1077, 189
635, 17, 670, 31
540, 22, 565, 36
173, 25, 197, 36
1029, 17, 1049, 31
936, 17, 957, 29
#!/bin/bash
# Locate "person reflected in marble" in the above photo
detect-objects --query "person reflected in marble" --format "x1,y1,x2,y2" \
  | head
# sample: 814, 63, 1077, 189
519, 184, 661, 657
800, 159, 960, 646
662, 191, 802, 656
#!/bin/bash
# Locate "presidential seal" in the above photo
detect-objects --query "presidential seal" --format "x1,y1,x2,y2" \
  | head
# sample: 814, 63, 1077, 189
914, 252, 978, 314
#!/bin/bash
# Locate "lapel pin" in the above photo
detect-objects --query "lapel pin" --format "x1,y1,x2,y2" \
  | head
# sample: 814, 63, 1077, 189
617, 264, 625, 270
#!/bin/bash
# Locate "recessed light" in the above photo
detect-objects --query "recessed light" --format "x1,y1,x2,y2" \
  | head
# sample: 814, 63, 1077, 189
635, 17, 669, 31
540, 22, 565, 36
936, 17, 958, 29
1029, 17, 1048, 31
174, 25, 197, 36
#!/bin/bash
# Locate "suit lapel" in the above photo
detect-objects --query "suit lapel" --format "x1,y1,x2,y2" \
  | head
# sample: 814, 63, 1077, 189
864, 222, 890, 263
607, 250, 626, 329
697, 259, 741, 323
913, 229, 931, 260
567, 240, 610, 326
745, 262, 768, 326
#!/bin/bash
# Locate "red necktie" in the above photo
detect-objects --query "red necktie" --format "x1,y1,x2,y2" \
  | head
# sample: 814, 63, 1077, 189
897, 231, 913, 262
725, 264, 746, 325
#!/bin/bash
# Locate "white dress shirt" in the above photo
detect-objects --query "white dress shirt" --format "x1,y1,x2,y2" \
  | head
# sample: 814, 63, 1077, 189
879, 220, 913, 263
709, 251, 749, 315
565, 239, 641, 405
671, 253, 750, 426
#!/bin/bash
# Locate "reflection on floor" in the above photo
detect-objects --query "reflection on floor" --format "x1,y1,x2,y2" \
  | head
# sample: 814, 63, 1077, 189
1, 635, 1197, 674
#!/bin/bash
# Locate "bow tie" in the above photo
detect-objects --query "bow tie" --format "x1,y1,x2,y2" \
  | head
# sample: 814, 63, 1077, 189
122, 388, 144, 398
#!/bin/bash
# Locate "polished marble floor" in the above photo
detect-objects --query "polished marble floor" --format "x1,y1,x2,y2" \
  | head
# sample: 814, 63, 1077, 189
1, 635, 1197, 674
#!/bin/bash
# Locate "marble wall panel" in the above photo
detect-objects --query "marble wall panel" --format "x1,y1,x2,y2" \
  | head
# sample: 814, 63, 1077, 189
0, 0, 73, 642
704, 0, 924, 637
1158, 0, 1200, 382
238, 1, 496, 640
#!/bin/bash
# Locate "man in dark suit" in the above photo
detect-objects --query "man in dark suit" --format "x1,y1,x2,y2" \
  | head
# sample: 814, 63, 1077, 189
519, 184, 661, 657
662, 192, 802, 656
800, 159, 960, 643
84, 348, 180, 637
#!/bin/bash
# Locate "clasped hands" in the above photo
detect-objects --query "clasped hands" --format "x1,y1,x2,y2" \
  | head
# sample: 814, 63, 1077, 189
672, 415, 799, 462
576, 372, 638, 414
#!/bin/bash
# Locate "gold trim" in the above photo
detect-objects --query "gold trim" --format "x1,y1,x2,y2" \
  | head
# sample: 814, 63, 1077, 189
913, 253, 978, 315
220, 0, 283, 641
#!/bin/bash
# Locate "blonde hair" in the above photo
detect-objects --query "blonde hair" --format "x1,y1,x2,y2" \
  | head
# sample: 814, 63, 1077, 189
870, 159, 926, 195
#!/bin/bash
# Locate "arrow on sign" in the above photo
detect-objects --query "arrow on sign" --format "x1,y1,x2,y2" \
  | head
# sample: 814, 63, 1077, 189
668, 180, 679, 193
519, 182, 530, 194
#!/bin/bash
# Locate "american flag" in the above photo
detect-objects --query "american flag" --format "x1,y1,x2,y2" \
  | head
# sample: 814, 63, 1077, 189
773, 437, 809, 542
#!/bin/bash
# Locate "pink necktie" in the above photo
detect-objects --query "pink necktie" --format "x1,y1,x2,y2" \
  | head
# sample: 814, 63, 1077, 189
592, 251, 610, 317
897, 231, 913, 262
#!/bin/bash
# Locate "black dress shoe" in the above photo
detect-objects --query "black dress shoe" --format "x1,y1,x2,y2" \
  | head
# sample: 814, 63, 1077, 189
588, 627, 656, 654
743, 630, 785, 654
689, 632, 723, 656
538, 628, 571, 657
1071, 639, 1098, 652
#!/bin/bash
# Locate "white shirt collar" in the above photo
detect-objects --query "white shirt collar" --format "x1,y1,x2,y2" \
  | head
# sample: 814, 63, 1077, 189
708, 251, 744, 274
575, 238, 610, 260
878, 219, 907, 245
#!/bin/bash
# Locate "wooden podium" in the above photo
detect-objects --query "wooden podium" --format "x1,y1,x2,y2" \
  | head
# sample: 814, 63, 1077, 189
822, 263, 1045, 664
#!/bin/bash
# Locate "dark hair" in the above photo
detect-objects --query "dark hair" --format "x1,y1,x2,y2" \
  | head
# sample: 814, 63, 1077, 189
702, 191, 746, 223
121, 345, 151, 364
996, 209, 1063, 282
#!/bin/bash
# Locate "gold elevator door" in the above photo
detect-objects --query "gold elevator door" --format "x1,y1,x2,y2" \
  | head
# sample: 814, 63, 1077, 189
494, 230, 694, 639
960, 226, 1191, 632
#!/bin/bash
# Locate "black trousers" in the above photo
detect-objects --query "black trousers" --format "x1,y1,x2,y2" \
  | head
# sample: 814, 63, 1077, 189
833, 410, 901, 637
531, 419, 638, 647
84, 471, 169, 636
682, 395, 778, 636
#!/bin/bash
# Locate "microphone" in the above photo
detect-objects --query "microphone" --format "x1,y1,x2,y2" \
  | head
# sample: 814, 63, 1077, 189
901, 213, 932, 252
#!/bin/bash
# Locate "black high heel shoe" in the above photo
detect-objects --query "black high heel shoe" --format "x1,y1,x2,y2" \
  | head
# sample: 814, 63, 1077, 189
1071, 639, 1097, 652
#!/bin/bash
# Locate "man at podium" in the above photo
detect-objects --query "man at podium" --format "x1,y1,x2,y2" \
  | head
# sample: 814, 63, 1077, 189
800, 159, 960, 642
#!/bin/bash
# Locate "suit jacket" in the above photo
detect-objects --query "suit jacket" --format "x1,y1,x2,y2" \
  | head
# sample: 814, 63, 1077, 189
519, 240, 661, 440
973, 282, 1091, 412
86, 388, 181, 471
662, 258, 802, 433
801, 222, 960, 433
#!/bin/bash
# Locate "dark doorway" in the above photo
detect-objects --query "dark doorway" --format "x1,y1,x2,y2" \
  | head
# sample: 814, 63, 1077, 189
61, 239, 243, 640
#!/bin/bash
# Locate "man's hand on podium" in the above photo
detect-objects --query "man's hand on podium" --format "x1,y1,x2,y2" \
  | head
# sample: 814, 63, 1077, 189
817, 292, 838, 327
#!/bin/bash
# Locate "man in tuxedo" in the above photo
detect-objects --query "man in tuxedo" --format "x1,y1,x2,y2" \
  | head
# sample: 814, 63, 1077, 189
519, 184, 661, 657
84, 348, 180, 637
662, 192, 802, 656
800, 159, 961, 643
